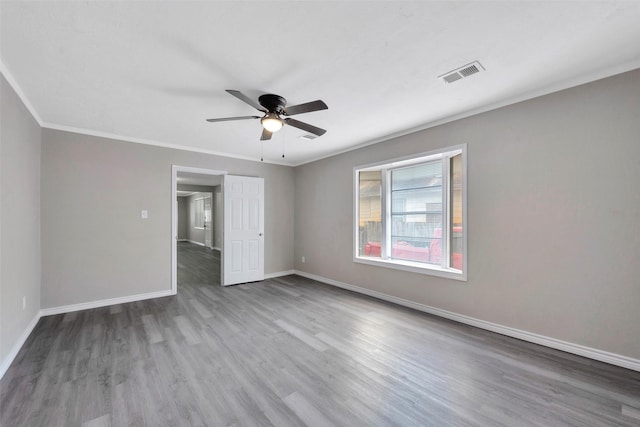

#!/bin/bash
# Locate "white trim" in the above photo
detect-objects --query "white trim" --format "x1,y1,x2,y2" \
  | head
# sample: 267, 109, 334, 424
177, 238, 188, 242
4, 57, 640, 169
353, 257, 466, 281
1, 288, 177, 380
0, 61, 44, 125
172, 165, 227, 294
0, 313, 41, 380
460, 149, 468, 276
40, 289, 175, 317
1, 270, 284, 379
212, 246, 222, 252
172, 165, 229, 176
293, 270, 640, 372
353, 144, 467, 281
186, 240, 205, 246
355, 146, 456, 171
264, 270, 296, 279
42, 122, 293, 166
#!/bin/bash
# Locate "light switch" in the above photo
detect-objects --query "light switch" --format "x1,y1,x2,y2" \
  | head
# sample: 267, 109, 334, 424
141, 210, 149, 219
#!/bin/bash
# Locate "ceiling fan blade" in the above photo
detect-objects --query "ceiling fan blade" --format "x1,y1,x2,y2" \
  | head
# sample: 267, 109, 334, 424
284, 100, 328, 116
226, 90, 264, 111
260, 128, 273, 141
206, 115, 259, 122
284, 118, 327, 136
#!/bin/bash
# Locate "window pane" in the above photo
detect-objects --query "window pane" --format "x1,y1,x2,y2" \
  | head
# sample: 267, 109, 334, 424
391, 237, 430, 263
390, 162, 442, 265
391, 187, 442, 213
358, 171, 382, 258
450, 153, 463, 270
195, 198, 204, 227
391, 162, 442, 190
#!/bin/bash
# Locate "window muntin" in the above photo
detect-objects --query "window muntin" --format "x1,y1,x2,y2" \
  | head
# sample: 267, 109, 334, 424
354, 145, 466, 279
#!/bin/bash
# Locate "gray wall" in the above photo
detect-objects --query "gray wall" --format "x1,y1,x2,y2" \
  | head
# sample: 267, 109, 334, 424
3, 64, 638, 370
41, 130, 295, 308
294, 69, 640, 360
0, 74, 42, 364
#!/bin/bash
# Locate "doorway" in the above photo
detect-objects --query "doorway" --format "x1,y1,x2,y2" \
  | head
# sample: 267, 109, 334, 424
172, 166, 266, 291
171, 166, 226, 293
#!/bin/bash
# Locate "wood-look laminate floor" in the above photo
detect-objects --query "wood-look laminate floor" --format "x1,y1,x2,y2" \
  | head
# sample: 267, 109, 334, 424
2, 242, 640, 426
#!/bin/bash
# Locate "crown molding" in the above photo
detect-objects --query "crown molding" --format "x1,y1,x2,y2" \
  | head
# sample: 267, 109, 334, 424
42, 122, 293, 167
0, 60, 44, 126
3, 57, 639, 168
292, 58, 640, 167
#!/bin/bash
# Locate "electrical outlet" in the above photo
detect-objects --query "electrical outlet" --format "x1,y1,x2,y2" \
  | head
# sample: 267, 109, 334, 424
141, 210, 149, 219
22, 296, 26, 310
301, 256, 306, 263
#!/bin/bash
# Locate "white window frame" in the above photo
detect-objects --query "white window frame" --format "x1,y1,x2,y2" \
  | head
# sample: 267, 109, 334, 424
353, 144, 467, 281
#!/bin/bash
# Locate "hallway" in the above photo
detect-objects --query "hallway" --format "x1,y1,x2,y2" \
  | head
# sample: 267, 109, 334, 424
177, 241, 220, 288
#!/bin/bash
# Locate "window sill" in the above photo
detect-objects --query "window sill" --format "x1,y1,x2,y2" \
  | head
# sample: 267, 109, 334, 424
354, 256, 466, 281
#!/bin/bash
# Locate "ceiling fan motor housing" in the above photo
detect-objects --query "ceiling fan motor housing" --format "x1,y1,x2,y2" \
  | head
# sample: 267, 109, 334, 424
259, 94, 287, 114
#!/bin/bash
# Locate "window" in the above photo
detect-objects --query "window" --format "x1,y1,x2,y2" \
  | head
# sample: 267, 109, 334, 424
354, 145, 466, 280
192, 197, 205, 229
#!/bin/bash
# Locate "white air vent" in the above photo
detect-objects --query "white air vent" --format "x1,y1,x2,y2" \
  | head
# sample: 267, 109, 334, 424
439, 61, 484, 84
299, 134, 318, 140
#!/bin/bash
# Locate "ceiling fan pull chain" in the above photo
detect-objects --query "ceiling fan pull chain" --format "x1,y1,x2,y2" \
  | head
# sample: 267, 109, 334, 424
282, 130, 285, 159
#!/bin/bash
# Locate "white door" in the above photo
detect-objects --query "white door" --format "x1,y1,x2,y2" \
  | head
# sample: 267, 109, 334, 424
223, 175, 264, 286
204, 195, 212, 248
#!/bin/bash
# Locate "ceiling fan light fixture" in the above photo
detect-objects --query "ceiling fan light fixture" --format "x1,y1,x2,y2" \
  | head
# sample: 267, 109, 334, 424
261, 113, 283, 132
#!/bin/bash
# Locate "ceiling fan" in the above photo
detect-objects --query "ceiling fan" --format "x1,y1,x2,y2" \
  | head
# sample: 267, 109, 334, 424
206, 90, 328, 141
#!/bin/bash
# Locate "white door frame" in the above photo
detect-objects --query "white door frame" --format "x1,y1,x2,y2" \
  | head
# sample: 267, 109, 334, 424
171, 165, 227, 294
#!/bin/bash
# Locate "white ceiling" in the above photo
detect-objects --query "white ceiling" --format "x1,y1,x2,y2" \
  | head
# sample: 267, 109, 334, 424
2, 1, 640, 166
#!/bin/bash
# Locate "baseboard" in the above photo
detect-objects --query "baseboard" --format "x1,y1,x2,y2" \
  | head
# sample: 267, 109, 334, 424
264, 270, 295, 280
294, 270, 640, 372
0, 312, 41, 380
177, 239, 188, 242
212, 246, 221, 252
186, 240, 205, 247
1, 289, 177, 380
40, 289, 175, 316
